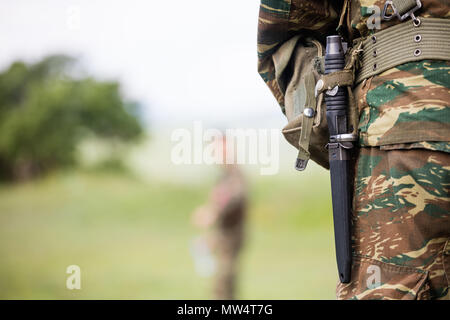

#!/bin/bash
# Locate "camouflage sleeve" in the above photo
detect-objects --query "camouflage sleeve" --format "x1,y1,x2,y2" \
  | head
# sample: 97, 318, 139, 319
257, 0, 343, 109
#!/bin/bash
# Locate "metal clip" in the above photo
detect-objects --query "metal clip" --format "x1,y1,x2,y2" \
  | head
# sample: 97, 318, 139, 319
382, 0, 422, 22
334, 133, 357, 142
295, 158, 308, 171
315, 79, 324, 98
326, 86, 339, 97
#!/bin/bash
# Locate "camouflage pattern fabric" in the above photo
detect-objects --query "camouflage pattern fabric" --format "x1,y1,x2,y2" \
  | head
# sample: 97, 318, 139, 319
356, 59, 450, 150
337, 147, 450, 299
210, 166, 247, 300
257, 0, 450, 299
257, 0, 342, 110
349, 0, 450, 38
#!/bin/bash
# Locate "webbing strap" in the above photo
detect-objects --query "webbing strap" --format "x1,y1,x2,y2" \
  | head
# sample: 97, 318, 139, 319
315, 70, 354, 97
392, 0, 418, 15
294, 72, 317, 171
356, 18, 450, 84
383, 0, 422, 21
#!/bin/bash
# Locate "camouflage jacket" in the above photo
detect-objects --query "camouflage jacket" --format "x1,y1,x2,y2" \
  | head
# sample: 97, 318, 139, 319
257, 0, 450, 151
211, 166, 247, 231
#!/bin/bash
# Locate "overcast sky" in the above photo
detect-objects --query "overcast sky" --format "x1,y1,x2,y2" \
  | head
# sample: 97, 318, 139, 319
0, 0, 285, 129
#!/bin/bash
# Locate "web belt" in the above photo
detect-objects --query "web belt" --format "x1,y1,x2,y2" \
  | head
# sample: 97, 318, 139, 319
356, 17, 450, 84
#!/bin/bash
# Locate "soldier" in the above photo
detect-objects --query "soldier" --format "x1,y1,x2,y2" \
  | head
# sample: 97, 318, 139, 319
257, 0, 449, 299
191, 134, 247, 299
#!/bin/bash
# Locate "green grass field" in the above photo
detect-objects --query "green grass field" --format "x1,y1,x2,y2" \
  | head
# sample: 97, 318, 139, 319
0, 167, 338, 299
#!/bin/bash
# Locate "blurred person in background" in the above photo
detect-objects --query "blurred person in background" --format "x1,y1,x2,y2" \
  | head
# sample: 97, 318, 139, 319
191, 134, 248, 300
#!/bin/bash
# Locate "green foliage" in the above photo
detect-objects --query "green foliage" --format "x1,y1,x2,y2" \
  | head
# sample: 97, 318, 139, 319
0, 55, 143, 180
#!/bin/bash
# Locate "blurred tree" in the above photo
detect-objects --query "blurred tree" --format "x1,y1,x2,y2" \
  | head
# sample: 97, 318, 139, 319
0, 55, 143, 180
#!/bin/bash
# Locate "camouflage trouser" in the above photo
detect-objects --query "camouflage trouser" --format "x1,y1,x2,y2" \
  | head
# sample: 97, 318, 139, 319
212, 226, 243, 300
337, 147, 450, 299
213, 248, 238, 300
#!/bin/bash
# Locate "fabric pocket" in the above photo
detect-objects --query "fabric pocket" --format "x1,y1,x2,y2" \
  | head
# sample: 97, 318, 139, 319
276, 37, 330, 170
355, 60, 450, 149
336, 255, 430, 300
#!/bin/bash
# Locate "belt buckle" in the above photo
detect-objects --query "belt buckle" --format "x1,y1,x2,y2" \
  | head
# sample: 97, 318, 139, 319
382, 0, 422, 22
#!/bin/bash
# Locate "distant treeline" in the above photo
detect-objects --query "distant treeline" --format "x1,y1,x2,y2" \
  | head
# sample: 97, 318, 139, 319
0, 55, 143, 181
